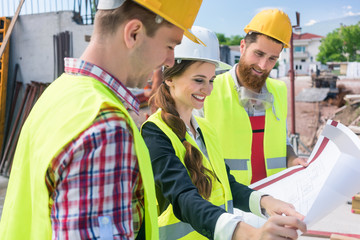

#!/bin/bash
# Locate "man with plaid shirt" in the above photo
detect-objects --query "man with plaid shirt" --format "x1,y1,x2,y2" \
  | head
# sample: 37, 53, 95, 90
0, 0, 204, 239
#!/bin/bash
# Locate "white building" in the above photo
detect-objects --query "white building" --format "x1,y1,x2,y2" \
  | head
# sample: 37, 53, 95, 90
229, 45, 241, 66
278, 31, 324, 77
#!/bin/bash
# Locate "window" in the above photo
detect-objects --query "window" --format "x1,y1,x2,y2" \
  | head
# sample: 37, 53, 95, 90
234, 56, 240, 64
301, 59, 306, 62
294, 46, 305, 52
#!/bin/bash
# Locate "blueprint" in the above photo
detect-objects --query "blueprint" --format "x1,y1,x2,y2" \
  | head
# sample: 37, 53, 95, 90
234, 120, 360, 228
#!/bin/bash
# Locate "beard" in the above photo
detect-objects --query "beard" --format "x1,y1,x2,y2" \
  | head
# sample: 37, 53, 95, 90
237, 57, 270, 91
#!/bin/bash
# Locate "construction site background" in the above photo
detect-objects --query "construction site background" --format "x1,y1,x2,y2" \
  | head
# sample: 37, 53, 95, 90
0, 6, 359, 239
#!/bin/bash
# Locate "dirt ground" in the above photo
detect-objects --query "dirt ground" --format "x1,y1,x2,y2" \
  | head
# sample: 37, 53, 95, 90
131, 76, 360, 156
282, 76, 360, 155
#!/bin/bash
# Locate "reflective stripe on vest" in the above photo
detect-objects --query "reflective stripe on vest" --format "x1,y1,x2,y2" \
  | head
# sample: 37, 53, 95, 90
225, 159, 249, 170
204, 71, 287, 185
158, 201, 233, 239
0, 74, 158, 240
224, 157, 287, 172
144, 110, 233, 239
267, 157, 287, 169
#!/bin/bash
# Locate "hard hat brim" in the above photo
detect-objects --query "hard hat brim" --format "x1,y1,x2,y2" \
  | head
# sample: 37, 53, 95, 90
175, 57, 232, 71
244, 29, 290, 48
133, 0, 206, 46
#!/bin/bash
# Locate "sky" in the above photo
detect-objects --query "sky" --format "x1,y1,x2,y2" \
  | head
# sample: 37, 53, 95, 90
1, 0, 360, 37
193, 0, 360, 36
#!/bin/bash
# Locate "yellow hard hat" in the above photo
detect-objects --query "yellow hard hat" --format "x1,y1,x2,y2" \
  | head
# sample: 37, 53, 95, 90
97, 0, 204, 45
244, 9, 292, 48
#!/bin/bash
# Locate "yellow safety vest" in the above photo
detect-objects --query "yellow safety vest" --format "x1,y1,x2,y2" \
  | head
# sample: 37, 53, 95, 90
204, 71, 287, 186
144, 109, 233, 240
0, 74, 158, 240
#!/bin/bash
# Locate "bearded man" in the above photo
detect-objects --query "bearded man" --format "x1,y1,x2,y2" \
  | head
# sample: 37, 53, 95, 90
204, 9, 308, 186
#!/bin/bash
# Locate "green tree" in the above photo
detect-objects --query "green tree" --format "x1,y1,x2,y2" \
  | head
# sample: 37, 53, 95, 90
216, 33, 228, 45
228, 35, 243, 45
216, 33, 243, 45
340, 23, 360, 62
317, 22, 360, 64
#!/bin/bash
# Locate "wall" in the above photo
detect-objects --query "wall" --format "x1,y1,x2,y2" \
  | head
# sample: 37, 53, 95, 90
4, 12, 93, 137
8, 11, 93, 85
229, 45, 240, 66
347, 62, 360, 78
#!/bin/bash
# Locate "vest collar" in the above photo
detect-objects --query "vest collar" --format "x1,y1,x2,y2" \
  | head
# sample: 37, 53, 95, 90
64, 58, 140, 115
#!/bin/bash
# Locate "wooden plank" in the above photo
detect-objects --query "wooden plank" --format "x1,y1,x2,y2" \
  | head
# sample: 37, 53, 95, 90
344, 94, 360, 100
344, 94, 360, 104
348, 125, 360, 135
0, 0, 25, 59
353, 199, 360, 209
354, 194, 360, 201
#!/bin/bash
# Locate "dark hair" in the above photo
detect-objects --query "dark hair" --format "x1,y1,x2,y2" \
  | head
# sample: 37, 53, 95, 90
244, 32, 284, 47
149, 60, 214, 199
95, 0, 170, 36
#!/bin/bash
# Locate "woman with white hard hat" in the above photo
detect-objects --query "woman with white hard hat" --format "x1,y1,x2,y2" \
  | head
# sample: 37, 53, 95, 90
141, 26, 306, 240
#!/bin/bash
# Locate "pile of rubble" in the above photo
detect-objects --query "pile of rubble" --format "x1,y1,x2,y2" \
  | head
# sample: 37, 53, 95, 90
333, 94, 360, 135
303, 93, 360, 155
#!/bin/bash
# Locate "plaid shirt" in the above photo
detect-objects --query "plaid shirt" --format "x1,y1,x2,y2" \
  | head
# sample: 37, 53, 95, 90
45, 58, 143, 239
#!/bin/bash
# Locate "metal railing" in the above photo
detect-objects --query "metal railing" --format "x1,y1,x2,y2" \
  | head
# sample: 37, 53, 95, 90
1, 0, 98, 25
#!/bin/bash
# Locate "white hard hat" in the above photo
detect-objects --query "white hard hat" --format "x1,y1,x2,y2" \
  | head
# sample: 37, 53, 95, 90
97, 0, 125, 9
175, 26, 231, 71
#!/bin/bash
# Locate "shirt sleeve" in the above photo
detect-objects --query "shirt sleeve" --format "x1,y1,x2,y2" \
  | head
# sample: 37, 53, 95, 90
48, 109, 141, 240
213, 191, 269, 240
141, 122, 226, 239
214, 213, 243, 240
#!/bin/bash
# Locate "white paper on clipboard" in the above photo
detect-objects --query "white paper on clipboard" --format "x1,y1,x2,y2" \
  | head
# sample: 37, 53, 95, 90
234, 120, 360, 228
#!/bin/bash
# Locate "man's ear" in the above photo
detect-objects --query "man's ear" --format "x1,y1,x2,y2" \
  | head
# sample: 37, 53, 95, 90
240, 39, 246, 55
123, 19, 144, 49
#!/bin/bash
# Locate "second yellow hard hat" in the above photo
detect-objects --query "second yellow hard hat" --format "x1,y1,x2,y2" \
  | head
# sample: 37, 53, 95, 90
244, 9, 292, 48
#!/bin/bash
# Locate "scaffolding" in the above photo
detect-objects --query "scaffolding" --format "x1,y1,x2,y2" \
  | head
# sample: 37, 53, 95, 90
1, 0, 99, 25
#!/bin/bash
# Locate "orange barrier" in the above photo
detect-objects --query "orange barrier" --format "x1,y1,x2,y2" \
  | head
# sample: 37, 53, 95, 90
0, 17, 11, 151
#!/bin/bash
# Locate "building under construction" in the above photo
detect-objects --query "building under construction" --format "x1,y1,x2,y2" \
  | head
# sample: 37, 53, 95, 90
0, 0, 99, 175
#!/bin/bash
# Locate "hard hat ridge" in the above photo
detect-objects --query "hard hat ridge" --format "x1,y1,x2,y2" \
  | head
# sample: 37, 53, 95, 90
244, 9, 292, 48
174, 26, 232, 71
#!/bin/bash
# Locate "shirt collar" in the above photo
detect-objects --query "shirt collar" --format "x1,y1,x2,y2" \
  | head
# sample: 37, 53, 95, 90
185, 114, 201, 139
64, 58, 140, 115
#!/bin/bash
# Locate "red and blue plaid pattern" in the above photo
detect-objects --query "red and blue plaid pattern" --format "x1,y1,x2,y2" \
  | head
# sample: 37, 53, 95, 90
45, 58, 144, 239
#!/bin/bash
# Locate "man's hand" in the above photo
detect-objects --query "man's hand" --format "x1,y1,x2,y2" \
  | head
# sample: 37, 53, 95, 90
288, 157, 308, 168
287, 145, 309, 168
